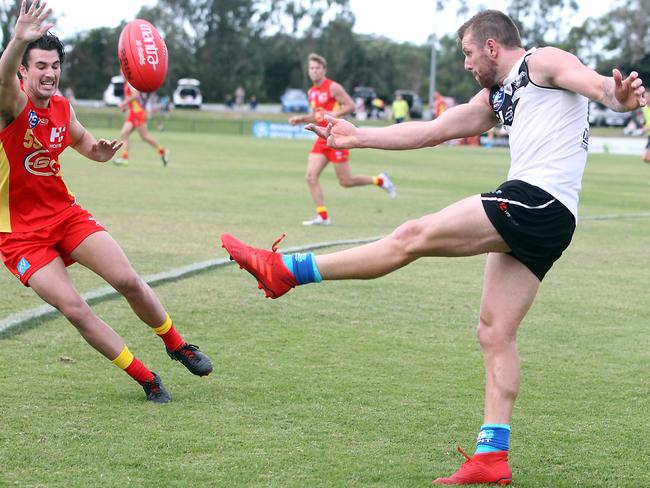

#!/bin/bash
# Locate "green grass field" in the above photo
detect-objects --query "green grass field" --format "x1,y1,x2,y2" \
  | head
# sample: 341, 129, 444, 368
1, 126, 649, 487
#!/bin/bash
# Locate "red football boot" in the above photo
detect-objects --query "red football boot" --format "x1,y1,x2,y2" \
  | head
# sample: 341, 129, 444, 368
433, 446, 512, 485
221, 233, 298, 299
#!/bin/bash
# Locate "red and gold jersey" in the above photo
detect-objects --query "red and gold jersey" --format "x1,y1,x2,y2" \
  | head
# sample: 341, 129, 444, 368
0, 93, 74, 232
308, 78, 340, 127
124, 82, 145, 115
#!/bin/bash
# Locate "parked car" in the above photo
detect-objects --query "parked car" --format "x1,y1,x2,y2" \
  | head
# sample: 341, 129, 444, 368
589, 102, 628, 127
280, 88, 309, 113
393, 89, 423, 119
173, 78, 202, 109
103, 75, 124, 106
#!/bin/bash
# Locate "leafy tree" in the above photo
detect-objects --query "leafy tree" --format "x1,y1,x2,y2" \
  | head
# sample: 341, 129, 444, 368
62, 27, 121, 99
0, 0, 23, 50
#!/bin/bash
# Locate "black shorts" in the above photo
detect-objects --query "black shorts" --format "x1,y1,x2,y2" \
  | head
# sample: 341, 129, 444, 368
481, 180, 576, 281
646, 136, 650, 149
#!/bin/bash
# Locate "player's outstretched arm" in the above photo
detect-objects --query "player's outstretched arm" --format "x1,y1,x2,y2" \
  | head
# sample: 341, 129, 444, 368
530, 47, 646, 112
306, 91, 497, 150
0, 0, 54, 126
69, 107, 122, 162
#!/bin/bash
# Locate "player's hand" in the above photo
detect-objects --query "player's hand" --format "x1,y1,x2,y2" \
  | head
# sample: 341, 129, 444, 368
288, 116, 301, 126
305, 114, 359, 149
91, 139, 123, 162
14, 0, 53, 44
613, 69, 646, 109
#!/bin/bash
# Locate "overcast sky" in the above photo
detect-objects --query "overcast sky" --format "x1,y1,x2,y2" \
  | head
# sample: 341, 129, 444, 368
44, 0, 613, 45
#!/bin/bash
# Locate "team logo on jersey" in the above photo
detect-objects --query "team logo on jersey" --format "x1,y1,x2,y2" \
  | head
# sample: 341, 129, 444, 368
24, 149, 60, 176
492, 88, 505, 111
39, 117, 49, 125
28, 110, 39, 129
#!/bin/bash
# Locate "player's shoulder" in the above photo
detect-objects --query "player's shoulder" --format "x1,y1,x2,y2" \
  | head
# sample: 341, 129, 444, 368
528, 46, 577, 69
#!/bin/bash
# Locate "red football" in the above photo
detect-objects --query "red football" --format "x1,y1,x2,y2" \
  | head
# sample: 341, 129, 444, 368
118, 19, 168, 92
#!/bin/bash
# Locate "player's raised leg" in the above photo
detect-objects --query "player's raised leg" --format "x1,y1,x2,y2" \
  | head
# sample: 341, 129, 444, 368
70, 231, 213, 376
221, 195, 510, 298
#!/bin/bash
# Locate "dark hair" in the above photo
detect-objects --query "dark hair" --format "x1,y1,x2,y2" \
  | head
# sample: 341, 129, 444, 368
457, 10, 522, 49
21, 32, 65, 67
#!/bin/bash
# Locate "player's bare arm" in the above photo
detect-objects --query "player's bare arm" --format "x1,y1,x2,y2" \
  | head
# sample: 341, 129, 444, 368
329, 82, 355, 118
69, 106, 122, 162
307, 90, 496, 150
0, 1, 53, 126
119, 84, 139, 110
529, 46, 646, 111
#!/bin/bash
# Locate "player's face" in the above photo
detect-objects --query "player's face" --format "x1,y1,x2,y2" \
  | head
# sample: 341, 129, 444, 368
19, 48, 61, 102
461, 34, 499, 88
308, 61, 326, 84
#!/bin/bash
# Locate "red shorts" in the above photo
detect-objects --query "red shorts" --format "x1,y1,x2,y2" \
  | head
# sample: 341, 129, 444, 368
127, 110, 147, 128
0, 205, 106, 286
310, 137, 349, 163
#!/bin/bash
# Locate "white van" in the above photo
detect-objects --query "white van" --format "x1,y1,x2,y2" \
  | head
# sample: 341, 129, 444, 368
173, 78, 202, 109
103, 75, 125, 106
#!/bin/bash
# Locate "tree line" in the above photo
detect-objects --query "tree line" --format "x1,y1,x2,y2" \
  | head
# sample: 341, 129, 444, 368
1, 0, 648, 105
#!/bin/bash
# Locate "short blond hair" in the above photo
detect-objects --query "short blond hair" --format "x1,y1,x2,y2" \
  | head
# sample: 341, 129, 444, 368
307, 53, 327, 68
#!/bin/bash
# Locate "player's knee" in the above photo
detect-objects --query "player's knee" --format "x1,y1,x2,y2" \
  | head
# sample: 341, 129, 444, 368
337, 176, 354, 188
476, 315, 515, 351
59, 297, 92, 327
112, 272, 146, 297
305, 173, 319, 185
390, 218, 428, 257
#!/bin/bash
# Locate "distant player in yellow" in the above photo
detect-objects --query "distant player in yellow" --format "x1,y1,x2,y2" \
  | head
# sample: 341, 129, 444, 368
114, 81, 168, 166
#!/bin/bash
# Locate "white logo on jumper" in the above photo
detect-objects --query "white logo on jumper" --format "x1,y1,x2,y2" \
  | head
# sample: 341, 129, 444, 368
50, 127, 66, 144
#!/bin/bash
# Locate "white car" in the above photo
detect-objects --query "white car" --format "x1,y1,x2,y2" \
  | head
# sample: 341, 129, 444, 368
103, 75, 124, 106
173, 78, 202, 109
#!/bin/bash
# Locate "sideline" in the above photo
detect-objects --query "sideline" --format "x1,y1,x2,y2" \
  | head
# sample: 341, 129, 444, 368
0, 236, 383, 335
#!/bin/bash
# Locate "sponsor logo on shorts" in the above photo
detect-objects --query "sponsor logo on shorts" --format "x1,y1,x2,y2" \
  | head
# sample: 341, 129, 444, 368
17, 257, 31, 276
28, 110, 39, 129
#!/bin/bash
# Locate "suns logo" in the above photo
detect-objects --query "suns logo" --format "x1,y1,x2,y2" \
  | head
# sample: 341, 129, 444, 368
24, 149, 60, 176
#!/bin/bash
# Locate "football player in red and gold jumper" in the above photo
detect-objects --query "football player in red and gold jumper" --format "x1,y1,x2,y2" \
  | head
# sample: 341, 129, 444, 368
288, 53, 396, 226
0, 0, 211, 403
113, 80, 168, 166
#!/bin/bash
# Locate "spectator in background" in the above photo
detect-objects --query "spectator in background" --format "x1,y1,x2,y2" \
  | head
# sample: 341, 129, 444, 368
157, 94, 170, 131
63, 85, 75, 103
225, 93, 234, 109
392, 93, 410, 123
249, 95, 257, 111
235, 85, 245, 107
371, 96, 385, 119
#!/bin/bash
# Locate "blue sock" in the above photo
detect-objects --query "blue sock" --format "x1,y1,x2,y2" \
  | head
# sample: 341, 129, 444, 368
475, 424, 510, 454
281, 252, 322, 285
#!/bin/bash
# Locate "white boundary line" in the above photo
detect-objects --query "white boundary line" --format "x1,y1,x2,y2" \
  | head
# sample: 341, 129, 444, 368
0, 236, 383, 335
